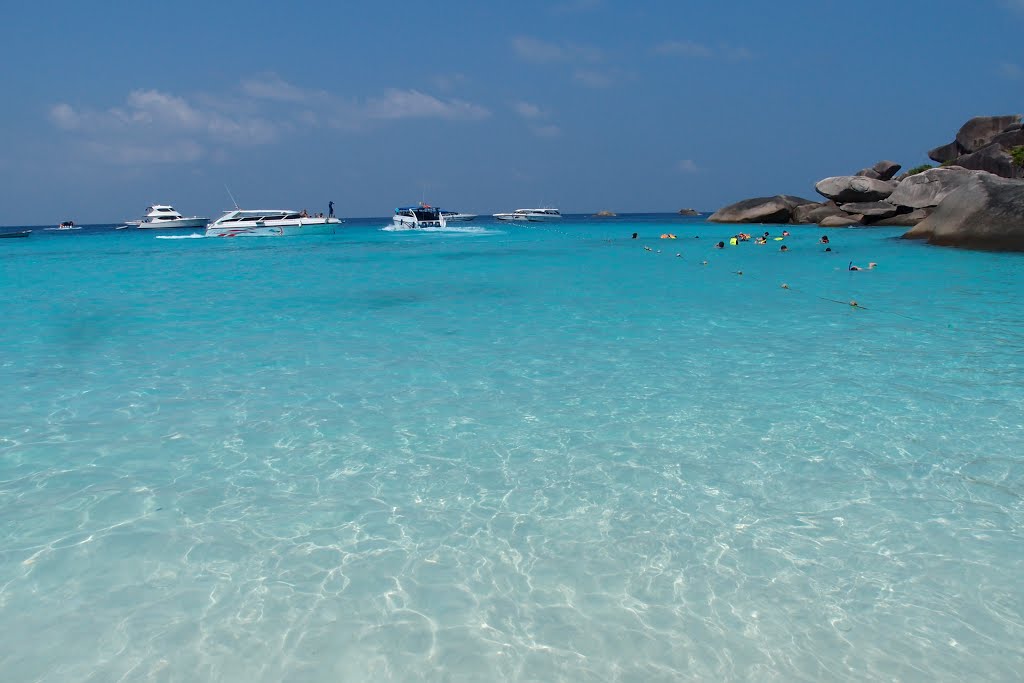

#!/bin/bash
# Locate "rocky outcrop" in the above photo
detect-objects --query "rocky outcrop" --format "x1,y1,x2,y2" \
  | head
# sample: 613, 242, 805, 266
839, 201, 899, 219
791, 201, 845, 224
928, 115, 1023, 175
707, 195, 817, 223
886, 166, 982, 209
819, 214, 863, 227
594, 210, 617, 217
903, 174, 1024, 250
706, 115, 1022, 246
928, 142, 960, 164
871, 208, 931, 227
855, 160, 901, 181
955, 143, 1015, 178
677, 208, 700, 216
815, 176, 898, 203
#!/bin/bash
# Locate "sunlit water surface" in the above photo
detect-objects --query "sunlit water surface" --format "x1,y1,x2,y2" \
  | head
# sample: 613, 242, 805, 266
1, 216, 1022, 681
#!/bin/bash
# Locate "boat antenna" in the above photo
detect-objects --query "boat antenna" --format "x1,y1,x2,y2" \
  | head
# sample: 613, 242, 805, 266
225, 185, 240, 210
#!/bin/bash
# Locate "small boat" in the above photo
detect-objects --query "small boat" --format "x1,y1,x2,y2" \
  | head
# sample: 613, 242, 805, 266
392, 204, 448, 229
0, 230, 31, 239
49, 220, 80, 230
205, 209, 342, 237
136, 204, 208, 229
492, 208, 562, 222
440, 210, 477, 222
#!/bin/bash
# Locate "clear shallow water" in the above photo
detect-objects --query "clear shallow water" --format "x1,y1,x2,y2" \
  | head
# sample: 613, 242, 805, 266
1, 215, 1022, 682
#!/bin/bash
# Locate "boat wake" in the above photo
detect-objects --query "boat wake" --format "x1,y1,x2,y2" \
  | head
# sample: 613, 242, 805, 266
155, 233, 205, 239
382, 224, 501, 235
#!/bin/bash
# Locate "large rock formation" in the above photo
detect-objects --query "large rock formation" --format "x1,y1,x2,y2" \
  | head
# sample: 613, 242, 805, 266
903, 174, 1024, 250
855, 160, 902, 180
885, 166, 982, 208
955, 143, 1015, 178
815, 176, 898, 203
838, 201, 899, 219
707, 195, 817, 223
704, 115, 1021, 244
791, 201, 845, 224
928, 115, 1023, 173
871, 208, 931, 226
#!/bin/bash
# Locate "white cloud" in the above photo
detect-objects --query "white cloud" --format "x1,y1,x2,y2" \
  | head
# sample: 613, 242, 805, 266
49, 103, 80, 130
432, 73, 468, 92
84, 139, 205, 165
364, 89, 490, 121
1001, 62, 1023, 79
653, 40, 752, 61
241, 73, 325, 102
677, 159, 698, 173
653, 40, 712, 58
48, 77, 492, 165
512, 36, 603, 64
531, 124, 562, 138
573, 69, 616, 88
514, 101, 545, 119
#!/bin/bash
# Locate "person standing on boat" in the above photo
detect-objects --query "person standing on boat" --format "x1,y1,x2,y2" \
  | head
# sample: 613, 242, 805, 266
328, 201, 334, 218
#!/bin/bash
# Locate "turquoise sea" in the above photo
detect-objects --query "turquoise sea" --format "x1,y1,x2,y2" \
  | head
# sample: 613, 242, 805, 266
1, 215, 1022, 682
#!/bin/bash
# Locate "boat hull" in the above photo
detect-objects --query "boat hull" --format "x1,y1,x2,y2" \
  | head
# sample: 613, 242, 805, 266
205, 218, 341, 238
138, 218, 208, 229
391, 217, 447, 229
493, 213, 561, 222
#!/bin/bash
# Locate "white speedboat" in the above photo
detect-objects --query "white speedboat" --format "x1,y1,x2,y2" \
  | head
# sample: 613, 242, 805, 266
137, 204, 208, 229
392, 205, 448, 229
492, 208, 562, 222
205, 209, 342, 237
46, 220, 80, 231
441, 210, 477, 222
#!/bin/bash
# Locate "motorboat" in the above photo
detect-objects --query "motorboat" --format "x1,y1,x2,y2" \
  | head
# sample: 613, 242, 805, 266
0, 230, 31, 238
440, 210, 477, 222
392, 205, 448, 229
137, 204, 208, 229
51, 220, 79, 230
492, 208, 562, 222
205, 209, 342, 237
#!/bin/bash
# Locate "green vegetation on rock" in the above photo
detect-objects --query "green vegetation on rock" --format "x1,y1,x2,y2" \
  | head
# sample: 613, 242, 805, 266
906, 164, 935, 176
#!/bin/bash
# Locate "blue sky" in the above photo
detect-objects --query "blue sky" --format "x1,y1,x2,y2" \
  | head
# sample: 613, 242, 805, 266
2, 0, 1022, 224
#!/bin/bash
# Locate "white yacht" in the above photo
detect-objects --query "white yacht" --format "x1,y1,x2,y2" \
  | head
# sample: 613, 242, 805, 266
205, 209, 342, 237
392, 205, 447, 229
137, 204, 209, 229
492, 208, 562, 222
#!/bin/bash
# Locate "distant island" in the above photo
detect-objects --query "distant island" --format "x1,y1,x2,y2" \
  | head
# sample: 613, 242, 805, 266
594, 210, 617, 217
708, 115, 1024, 251
678, 208, 699, 216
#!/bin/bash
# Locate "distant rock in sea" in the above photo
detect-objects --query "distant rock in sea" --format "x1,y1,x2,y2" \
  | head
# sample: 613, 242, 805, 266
594, 210, 617, 217
678, 208, 699, 216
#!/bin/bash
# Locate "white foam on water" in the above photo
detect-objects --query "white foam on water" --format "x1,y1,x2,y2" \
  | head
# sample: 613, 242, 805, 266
381, 224, 502, 235
155, 233, 205, 239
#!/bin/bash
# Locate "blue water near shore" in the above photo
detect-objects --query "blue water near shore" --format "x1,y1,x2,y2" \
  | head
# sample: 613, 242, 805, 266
1, 214, 1022, 681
